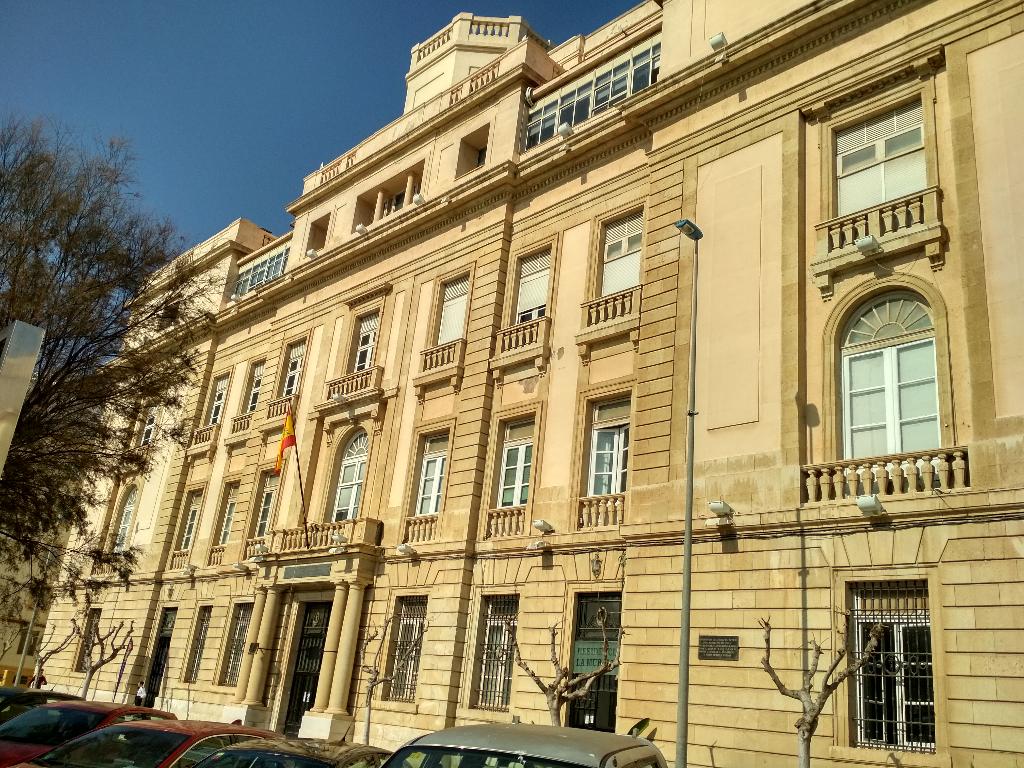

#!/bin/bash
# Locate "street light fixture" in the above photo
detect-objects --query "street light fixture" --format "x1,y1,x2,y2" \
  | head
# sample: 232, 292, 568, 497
674, 217, 703, 768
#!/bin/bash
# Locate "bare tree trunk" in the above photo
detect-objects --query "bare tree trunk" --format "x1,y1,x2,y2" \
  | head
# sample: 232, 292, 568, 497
797, 730, 812, 768
80, 667, 95, 698
547, 693, 562, 726
363, 688, 373, 744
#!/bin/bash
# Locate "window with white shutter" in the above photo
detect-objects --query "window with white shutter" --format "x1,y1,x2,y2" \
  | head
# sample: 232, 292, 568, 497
437, 277, 469, 345
601, 213, 643, 296
179, 490, 202, 550
208, 375, 229, 425
281, 341, 306, 397
217, 483, 238, 546
515, 252, 550, 323
245, 361, 264, 413
836, 102, 926, 216
353, 313, 379, 372
254, 473, 278, 537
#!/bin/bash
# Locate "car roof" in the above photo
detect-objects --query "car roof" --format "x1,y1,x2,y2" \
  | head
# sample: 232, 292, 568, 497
408, 725, 658, 768
113, 720, 274, 737
230, 739, 389, 762
38, 701, 172, 716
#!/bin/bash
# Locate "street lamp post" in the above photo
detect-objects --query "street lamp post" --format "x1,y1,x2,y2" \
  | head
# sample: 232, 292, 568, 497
673, 218, 704, 768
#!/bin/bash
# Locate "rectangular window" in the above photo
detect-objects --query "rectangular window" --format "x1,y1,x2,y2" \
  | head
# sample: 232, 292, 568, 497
244, 361, 264, 413
836, 102, 925, 216
254, 474, 278, 537
281, 341, 306, 398
140, 408, 157, 446
416, 434, 449, 517
217, 483, 239, 546
208, 375, 229, 426
589, 400, 630, 496
436, 277, 469, 345
233, 247, 289, 298
183, 606, 212, 684
850, 580, 934, 752
220, 603, 253, 686
179, 490, 202, 550
601, 213, 643, 296
474, 594, 519, 711
498, 421, 533, 508
76, 608, 102, 672
353, 313, 379, 372
515, 252, 550, 323
843, 339, 938, 458
525, 39, 660, 149
385, 596, 428, 702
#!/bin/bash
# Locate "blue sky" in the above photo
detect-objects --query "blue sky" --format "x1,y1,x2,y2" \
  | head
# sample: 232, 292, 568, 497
1, 1, 631, 246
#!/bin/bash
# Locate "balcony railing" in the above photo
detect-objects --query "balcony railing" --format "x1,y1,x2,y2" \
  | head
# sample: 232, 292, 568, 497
802, 448, 969, 503
243, 537, 268, 560
582, 287, 639, 329
271, 520, 355, 553
497, 317, 546, 355
231, 413, 252, 434
486, 506, 526, 539
326, 366, 383, 402
169, 550, 189, 570
208, 545, 225, 567
405, 514, 438, 544
190, 424, 217, 448
812, 186, 945, 297
267, 396, 291, 419
421, 339, 463, 372
577, 493, 625, 530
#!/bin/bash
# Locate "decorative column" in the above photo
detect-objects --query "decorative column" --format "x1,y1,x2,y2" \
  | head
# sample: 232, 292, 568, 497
243, 587, 284, 705
327, 582, 366, 714
404, 173, 416, 206
311, 582, 349, 712
232, 587, 267, 704
373, 190, 386, 222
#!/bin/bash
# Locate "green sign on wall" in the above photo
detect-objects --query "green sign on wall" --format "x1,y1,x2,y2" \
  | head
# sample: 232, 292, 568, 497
572, 640, 619, 676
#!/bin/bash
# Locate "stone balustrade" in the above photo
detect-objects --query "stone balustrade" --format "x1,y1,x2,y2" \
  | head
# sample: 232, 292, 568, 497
243, 537, 268, 560
266, 396, 291, 419
497, 317, 545, 355
405, 515, 438, 544
326, 366, 382, 401
577, 494, 625, 530
486, 506, 526, 539
271, 520, 355, 553
581, 287, 640, 329
169, 550, 189, 570
802, 447, 969, 503
190, 424, 217, 448
207, 545, 225, 567
415, 27, 452, 62
421, 339, 463, 372
230, 413, 251, 434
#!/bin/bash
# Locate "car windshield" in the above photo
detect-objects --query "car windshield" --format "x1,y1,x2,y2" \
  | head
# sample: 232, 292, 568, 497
197, 750, 332, 768
0, 706, 106, 746
386, 746, 583, 768
35, 726, 189, 768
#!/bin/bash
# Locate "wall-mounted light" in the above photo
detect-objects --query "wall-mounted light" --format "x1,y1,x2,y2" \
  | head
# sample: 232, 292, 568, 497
231, 562, 252, 573
306, 248, 318, 259
412, 193, 426, 206
856, 494, 884, 516
556, 122, 573, 139
705, 500, 734, 527
328, 530, 348, 554
590, 553, 603, 578
708, 32, 729, 63
854, 234, 882, 255
532, 519, 554, 534
182, 563, 197, 578
396, 542, 416, 556
355, 223, 369, 236
675, 219, 704, 241
525, 539, 549, 551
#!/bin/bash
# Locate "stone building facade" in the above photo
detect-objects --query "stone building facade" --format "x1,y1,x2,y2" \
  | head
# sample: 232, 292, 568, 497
42, 1, 1024, 766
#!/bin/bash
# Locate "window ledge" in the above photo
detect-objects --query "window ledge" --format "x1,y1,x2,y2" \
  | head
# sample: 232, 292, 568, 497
374, 698, 418, 715
576, 287, 641, 362
829, 746, 949, 768
413, 339, 466, 400
454, 705, 514, 724
490, 317, 551, 384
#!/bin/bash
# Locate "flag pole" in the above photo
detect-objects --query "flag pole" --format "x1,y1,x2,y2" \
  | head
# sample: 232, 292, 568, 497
288, 399, 311, 549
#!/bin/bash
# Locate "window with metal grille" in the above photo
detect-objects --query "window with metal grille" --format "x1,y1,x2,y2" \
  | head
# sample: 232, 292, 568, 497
601, 213, 643, 296
178, 490, 202, 550
437, 277, 469, 345
515, 252, 550, 323
220, 603, 253, 686
233, 246, 289, 298
850, 580, 934, 752
244, 361, 264, 413
217, 483, 238, 546
385, 596, 428, 702
353, 313, 379, 372
76, 608, 102, 672
836, 101, 925, 216
474, 594, 519, 711
184, 606, 212, 683
208, 375, 229, 425
281, 340, 306, 398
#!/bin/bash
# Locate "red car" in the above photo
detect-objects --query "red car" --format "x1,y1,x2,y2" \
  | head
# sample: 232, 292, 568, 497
9, 720, 274, 768
0, 701, 175, 767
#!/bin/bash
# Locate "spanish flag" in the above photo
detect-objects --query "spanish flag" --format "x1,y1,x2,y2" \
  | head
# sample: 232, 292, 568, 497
274, 406, 296, 474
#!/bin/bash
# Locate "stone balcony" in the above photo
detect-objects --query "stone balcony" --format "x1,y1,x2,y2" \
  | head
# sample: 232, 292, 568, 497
576, 287, 641, 362
404, 514, 438, 544
577, 493, 625, 530
265, 395, 292, 424
187, 423, 220, 457
489, 317, 551, 384
224, 412, 253, 446
169, 549, 190, 570
243, 537, 268, 560
801, 447, 969, 504
485, 506, 526, 539
268, 518, 383, 554
316, 366, 384, 414
413, 339, 466, 399
812, 186, 946, 298
207, 545, 225, 567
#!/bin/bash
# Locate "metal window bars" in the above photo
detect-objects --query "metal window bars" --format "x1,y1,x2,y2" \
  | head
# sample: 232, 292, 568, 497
221, 603, 253, 686
474, 594, 519, 711
850, 580, 935, 753
385, 596, 428, 702
184, 606, 212, 683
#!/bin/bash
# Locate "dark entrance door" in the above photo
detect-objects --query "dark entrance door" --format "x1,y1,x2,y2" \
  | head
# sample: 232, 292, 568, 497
568, 592, 621, 732
145, 608, 177, 708
283, 602, 331, 736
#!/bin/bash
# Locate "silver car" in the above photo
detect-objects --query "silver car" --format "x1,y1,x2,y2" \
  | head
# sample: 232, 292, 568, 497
382, 724, 667, 768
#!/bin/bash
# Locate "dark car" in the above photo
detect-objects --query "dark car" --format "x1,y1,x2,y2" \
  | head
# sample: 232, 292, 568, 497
8, 719, 275, 768
0, 700, 175, 767
195, 738, 391, 768
0, 688, 80, 724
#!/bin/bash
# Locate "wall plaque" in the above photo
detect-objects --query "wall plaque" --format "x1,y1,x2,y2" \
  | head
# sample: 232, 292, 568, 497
698, 634, 740, 661
283, 563, 331, 580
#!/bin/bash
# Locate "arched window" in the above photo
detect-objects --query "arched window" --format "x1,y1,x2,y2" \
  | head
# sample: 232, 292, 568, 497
841, 293, 939, 458
113, 486, 138, 552
331, 431, 368, 521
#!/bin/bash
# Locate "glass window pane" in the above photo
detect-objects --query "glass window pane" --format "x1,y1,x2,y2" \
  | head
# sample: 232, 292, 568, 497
334, 486, 353, 513
838, 164, 884, 215
884, 127, 922, 157
900, 418, 939, 452
883, 149, 926, 200
595, 430, 616, 451
592, 475, 612, 496
841, 144, 877, 174
848, 352, 884, 389
852, 427, 888, 458
850, 390, 887, 427
897, 342, 936, 382
594, 452, 613, 474
899, 381, 938, 420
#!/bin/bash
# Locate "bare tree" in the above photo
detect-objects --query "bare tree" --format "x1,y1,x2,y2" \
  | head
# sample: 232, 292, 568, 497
512, 607, 622, 727
357, 616, 428, 743
759, 617, 883, 768
31, 618, 80, 686
79, 619, 134, 698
